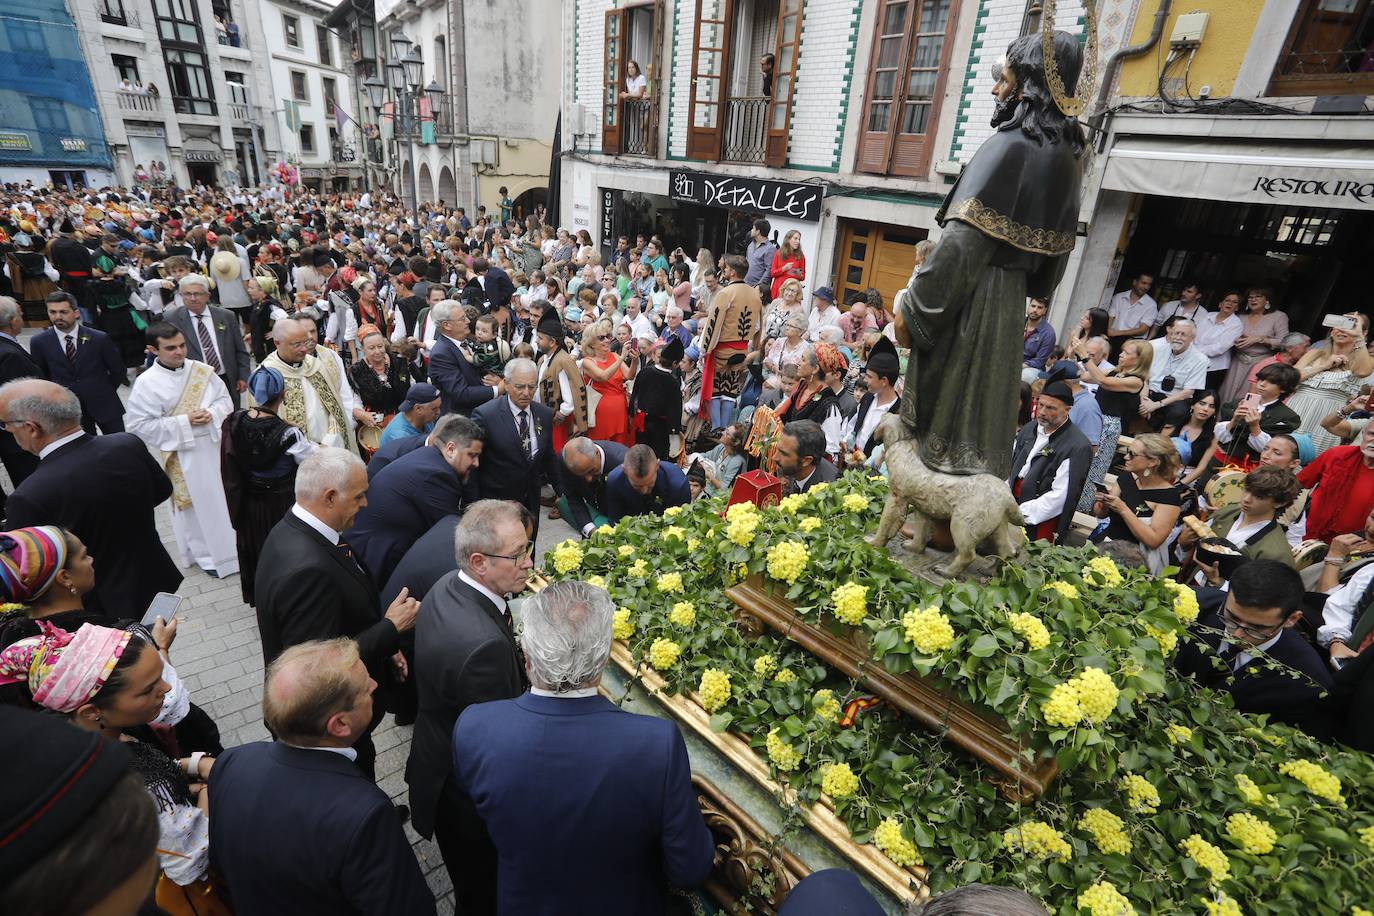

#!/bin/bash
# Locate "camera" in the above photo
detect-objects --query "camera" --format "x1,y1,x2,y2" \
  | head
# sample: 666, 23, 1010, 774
1160, 375, 1176, 393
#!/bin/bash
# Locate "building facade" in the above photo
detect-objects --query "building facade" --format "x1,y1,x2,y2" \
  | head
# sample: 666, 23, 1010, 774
0, 2, 113, 187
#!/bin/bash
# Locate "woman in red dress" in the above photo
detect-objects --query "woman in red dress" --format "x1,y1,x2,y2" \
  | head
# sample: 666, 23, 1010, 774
579, 319, 635, 445
769, 229, 805, 301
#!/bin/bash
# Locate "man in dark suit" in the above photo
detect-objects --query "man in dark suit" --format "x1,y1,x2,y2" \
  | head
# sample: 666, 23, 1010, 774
163, 274, 251, 405
367, 428, 429, 479
471, 256, 515, 311
452, 580, 714, 914
605, 443, 691, 523
254, 446, 420, 778
0, 297, 46, 496
471, 358, 553, 538
407, 500, 532, 914
1008, 382, 1094, 544
381, 514, 460, 609
0, 378, 180, 616
558, 436, 629, 537
428, 299, 504, 415
1175, 560, 1333, 735
209, 638, 436, 916
346, 415, 484, 585
777, 420, 840, 496
28, 292, 126, 434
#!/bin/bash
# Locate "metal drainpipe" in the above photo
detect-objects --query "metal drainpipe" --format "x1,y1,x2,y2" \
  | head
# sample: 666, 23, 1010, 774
1087, 0, 1172, 136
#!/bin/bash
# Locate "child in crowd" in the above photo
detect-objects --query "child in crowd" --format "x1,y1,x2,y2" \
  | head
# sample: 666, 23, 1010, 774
471, 313, 511, 376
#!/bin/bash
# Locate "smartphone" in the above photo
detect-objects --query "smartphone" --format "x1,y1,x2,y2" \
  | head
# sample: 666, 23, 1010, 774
141, 592, 183, 628
1238, 392, 1262, 414
1322, 313, 1358, 332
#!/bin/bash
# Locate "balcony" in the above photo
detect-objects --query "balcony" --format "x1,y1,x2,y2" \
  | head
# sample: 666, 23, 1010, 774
722, 96, 767, 164
228, 101, 251, 122
622, 98, 658, 157
116, 90, 160, 113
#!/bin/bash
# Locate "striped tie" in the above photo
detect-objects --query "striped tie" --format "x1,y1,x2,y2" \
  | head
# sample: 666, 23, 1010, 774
64, 334, 76, 363
195, 314, 223, 373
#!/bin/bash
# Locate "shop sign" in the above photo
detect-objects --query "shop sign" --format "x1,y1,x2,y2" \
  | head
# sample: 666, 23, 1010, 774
600, 188, 615, 245
184, 149, 222, 163
59, 138, 88, 152
0, 133, 32, 151
669, 170, 823, 222
1251, 176, 1374, 206
300, 168, 322, 178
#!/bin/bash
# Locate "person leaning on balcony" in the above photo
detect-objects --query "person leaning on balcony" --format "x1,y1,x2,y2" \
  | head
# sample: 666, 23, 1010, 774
620, 60, 647, 99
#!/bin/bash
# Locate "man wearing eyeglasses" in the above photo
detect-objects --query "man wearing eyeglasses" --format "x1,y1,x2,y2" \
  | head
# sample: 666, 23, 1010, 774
1175, 560, 1332, 735
407, 500, 532, 914
471, 359, 554, 539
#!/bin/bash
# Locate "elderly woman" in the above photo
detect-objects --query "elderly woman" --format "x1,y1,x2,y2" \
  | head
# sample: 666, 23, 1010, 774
764, 312, 810, 392
0, 624, 222, 906
1289, 311, 1374, 455
779, 343, 846, 458
349, 330, 412, 421
580, 319, 634, 445
764, 278, 806, 342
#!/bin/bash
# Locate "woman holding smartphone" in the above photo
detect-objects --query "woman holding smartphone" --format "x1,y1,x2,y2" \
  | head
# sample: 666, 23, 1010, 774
1288, 312, 1373, 456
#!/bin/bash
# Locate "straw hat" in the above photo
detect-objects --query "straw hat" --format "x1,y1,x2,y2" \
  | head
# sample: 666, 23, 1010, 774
209, 250, 241, 283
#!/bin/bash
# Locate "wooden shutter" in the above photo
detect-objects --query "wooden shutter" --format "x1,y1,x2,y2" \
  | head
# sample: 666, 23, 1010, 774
687, 0, 734, 161
647, 0, 666, 154
602, 8, 626, 155
763, 0, 803, 167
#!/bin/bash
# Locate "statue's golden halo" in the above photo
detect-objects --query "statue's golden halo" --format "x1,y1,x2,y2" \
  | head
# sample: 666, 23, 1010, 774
1040, 0, 1099, 118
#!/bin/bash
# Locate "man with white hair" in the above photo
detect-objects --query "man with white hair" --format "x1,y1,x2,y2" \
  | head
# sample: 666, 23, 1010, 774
452, 580, 715, 913
1140, 318, 1208, 431
471, 358, 554, 537
260, 316, 358, 453
620, 296, 655, 342
164, 273, 251, 403
255, 446, 420, 780
659, 304, 691, 350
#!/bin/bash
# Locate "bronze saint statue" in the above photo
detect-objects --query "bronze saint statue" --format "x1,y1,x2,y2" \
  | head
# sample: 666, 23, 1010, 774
896, 25, 1093, 479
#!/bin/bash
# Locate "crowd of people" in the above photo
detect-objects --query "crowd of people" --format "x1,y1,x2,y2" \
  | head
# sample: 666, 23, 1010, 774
0, 176, 1370, 915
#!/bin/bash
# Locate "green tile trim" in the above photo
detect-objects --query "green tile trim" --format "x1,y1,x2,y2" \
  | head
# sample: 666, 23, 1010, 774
667, 0, 681, 158
947, 0, 991, 162
573, 0, 579, 107
817, 0, 864, 173
790, 162, 840, 174
839, 188, 946, 207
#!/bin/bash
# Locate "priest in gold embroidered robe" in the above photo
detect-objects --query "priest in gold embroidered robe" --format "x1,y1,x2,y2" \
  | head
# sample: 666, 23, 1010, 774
259, 316, 359, 455
127, 323, 239, 577
895, 31, 1085, 480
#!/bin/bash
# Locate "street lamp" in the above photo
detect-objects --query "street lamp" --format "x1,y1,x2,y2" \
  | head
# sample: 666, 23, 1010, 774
389, 32, 412, 61
402, 46, 424, 89
369, 40, 445, 213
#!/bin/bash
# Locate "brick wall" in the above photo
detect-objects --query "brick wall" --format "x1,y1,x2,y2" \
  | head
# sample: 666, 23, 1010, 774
788, 0, 863, 171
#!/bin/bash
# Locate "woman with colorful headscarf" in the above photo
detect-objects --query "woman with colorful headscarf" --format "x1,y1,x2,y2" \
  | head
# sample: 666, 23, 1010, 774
0, 527, 106, 666
779, 343, 846, 454
0, 623, 220, 903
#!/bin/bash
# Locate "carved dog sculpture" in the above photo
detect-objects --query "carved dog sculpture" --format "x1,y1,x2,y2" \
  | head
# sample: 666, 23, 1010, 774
867, 414, 1027, 576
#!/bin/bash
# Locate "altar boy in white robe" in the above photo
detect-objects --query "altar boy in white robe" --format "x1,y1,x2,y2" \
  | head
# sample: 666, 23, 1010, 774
127, 321, 239, 577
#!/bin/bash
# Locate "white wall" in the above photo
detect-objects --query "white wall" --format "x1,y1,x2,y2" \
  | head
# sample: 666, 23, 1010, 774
462, 0, 561, 141
257, 0, 353, 165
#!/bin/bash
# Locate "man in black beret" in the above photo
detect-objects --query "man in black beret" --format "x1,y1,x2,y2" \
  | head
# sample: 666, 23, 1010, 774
1008, 380, 1093, 544
845, 335, 902, 461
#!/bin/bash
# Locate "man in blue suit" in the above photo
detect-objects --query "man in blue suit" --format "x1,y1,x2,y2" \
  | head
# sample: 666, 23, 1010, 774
605, 443, 691, 523
428, 299, 505, 415
29, 292, 126, 433
210, 638, 436, 916
472, 256, 515, 311
557, 436, 629, 537
452, 580, 715, 915
471, 358, 553, 538
345, 414, 484, 585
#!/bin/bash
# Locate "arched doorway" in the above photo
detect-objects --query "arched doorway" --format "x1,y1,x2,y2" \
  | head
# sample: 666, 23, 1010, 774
418, 163, 434, 206
401, 159, 414, 203
438, 166, 457, 209
512, 186, 547, 223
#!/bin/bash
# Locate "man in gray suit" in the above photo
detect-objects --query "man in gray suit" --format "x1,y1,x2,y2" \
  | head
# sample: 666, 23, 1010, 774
164, 274, 251, 404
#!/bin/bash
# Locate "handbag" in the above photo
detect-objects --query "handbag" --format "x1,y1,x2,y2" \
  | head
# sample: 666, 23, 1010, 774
585, 382, 603, 426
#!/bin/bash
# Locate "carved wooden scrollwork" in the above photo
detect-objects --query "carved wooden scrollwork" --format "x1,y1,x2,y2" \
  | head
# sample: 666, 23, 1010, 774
694, 775, 807, 914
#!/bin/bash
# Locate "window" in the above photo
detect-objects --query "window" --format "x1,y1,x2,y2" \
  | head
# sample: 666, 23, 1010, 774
100, 0, 129, 25
856, 0, 954, 177
283, 14, 300, 48
299, 124, 315, 153
112, 54, 141, 84
291, 70, 308, 101
153, 0, 204, 44
225, 72, 249, 105
30, 99, 69, 134
317, 24, 332, 66
1270, 0, 1374, 96
322, 76, 337, 112
153, 0, 216, 114
7, 18, 45, 53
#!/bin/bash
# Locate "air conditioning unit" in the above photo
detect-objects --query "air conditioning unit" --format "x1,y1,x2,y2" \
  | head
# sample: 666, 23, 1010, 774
571, 103, 587, 134
474, 140, 497, 165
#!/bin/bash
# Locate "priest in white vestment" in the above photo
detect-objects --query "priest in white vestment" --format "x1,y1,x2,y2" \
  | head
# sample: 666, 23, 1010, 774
127, 323, 239, 577
258, 315, 359, 454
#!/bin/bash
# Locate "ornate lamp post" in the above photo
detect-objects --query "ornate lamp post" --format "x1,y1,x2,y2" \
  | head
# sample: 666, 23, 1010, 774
365, 34, 445, 213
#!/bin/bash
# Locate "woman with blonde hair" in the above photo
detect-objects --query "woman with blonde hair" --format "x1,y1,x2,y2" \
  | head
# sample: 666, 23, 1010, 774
1076, 338, 1153, 511
764, 277, 806, 342
579, 319, 635, 445
1096, 431, 1183, 574
1288, 310, 1373, 455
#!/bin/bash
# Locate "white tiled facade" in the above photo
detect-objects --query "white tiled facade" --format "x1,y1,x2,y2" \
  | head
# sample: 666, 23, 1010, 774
785, 0, 863, 171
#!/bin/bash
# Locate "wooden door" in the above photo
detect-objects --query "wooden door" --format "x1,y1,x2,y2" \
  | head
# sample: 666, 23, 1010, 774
835, 222, 926, 312
687, 0, 734, 161
648, 0, 666, 154
763, 0, 803, 167
602, 8, 626, 155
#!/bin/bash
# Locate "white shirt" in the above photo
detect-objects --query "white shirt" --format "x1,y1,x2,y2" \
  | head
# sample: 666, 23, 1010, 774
1108, 291, 1158, 339
291, 504, 341, 546
1148, 338, 1209, 394
459, 570, 508, 615
846, 392, 898, 454
1078, 359, 1115, 393
1233, 629, 1284, 672
1215, 398, 1278, 453
1192, 311, 1245, 371
807, 304, 841, 342
1153, 299, 1206, 333
186, 308, 224, 370
39, 428, 86, 459
621, 311, 655, 342
509, 397, 538, 459
1317, 561, 1374, 647
1016, 424, 1071, 526
284, 742, 359, 762
54, 327, 80, 354
530, 686, 600, 698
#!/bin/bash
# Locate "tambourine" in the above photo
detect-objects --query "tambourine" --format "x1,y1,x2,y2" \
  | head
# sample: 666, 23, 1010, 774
1204, 469, 1246, 509
1292, 540, 1329, 571
357, 422, 384, 459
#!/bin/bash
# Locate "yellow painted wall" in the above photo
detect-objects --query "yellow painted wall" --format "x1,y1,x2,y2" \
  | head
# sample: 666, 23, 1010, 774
477, 139, 552, 217
1116, 0, 1265, 99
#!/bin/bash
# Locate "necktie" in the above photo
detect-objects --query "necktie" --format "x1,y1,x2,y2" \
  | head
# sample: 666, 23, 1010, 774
336, 538, 356, 564
517, 410, 531, 459
64, 334, 76, 363
196, 314, 223, 373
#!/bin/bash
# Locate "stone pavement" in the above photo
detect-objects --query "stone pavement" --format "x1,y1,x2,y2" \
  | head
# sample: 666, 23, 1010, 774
159, 494, 571, 913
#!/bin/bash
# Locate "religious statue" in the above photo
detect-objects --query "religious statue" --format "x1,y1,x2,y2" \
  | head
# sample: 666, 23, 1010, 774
895, 14, 1095, 480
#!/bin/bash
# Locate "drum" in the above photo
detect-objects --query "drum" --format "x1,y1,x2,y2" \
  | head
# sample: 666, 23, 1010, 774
1204, 470, 1246, 509
1292, 540, 1329, 572
357, 420, 385, 460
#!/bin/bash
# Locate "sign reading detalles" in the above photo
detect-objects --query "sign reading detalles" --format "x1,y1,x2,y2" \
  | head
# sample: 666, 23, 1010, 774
669, 169, 824, 222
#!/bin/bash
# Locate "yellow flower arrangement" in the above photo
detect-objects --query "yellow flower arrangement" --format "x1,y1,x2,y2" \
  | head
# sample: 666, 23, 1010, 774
1166, 724, 1193, 745
777, 492, 808, 514
1041, 682, 1084, 728
668, 601, 696, 627
765, 728, 802, 771
812, 689, 841, 723
656, 571, 684, 593
1002, 820, 1071, 861
647, 638, 681, 670
1278, 759, 1346, 807
1077, 881, 1136, 916
663, 505, 683, 518
1042, 580, 1079, 600
774, 668, 796, 685
1083, 555, 1124, 587
1180, 834, 1231, 884
1145, 623, 1179, 654
831, 582, 868, 626
629, 559, 648, 577
664, 525, 686, 541
1072, 667, 1119, 723
820, 762, 859, 799
611, 609, 634, 641
687, 538, 700, 551
1201, 892, 1243, 916
1163, 579, 1200, 624
1008, 611, 1050, 651
798, 516, 822, 532
698, 668, 731, 712
586, 575, 606, 590
1225, 812, 1277, 855
596, 523, 616, 536
1120, 774, 1160, 814
725, 509, 760, 546
766, 540, 809, 584
874, 818, 921, 867
1077, 808, 1133, 855
1235, 774, 1265, 807
617, 544, 635, 557
1359, 825, 1374, 852
551, 540, 583, 574
753, 654, 777, 678
842, 493, 870, 512
902, 606, 954, 654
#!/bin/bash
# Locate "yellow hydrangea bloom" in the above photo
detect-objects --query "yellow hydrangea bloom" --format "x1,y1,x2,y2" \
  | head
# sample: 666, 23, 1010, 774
798, 516, 822, 532
663, 505, 683, 518
1071, 667, 1119, 723
725, 510, 760, 546
656, 571, 684, 593
1077, 881, 1136, 916
874, 818, 921, 867
664, 525, 686, 541
687, 538, 700, 552
1002, 820, 1071, 861
1120, 774, 1160, 813
1008, 611, 1050, 651
1359, 825, 1374, 852
808, 482, 829, 494
753, 654, 777, 678
774, 668, 796, 685
902, 606, 954, 654
1077, 808, 1132, 855
820, 762, 859, 798
812, 689, 841, 723
611, 609, 634, 641
647, 638, 681, 670
596, 523, 616, 536
1225, 812, 1277, 855
586, 575, 607, 590
777, 493, 808, 514
831, 582, 868, 626
617, 544, 636, 557
1163, 579, 1200, 624
1166, 724, 1193, 745
668, 601, 696, 627
1235, 774, 1265, 807
1083, 555, 1124, 587
1180, 834, 1231, 883
628, 559, 648, 577
1042, 682, 1084, 728
551, 540, 583, 574
1042, 580, 1079, 600
1202, 892, 1244, 916
698, 668, 731, 712
1278, 759, 1346, 807
842, 493, 869, 512
766, 540, 809, 584
1145, 623, 1179, 654
764, 728, 801, 771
